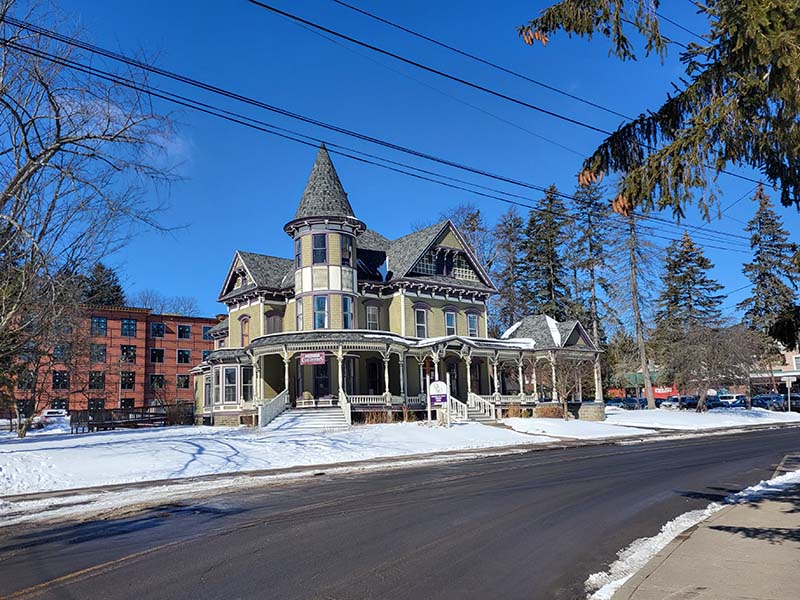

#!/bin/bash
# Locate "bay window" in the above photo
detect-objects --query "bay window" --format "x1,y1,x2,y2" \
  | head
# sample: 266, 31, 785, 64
342, 296, 354, 329
314, 295, 328, 329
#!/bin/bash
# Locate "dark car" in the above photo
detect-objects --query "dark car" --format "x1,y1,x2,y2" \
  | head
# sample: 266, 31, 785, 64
621, 397, 645, 410
678, 396, 699, 410
605, 398, 623, 408
704, 396, 724, 410
751, 394, 785, 411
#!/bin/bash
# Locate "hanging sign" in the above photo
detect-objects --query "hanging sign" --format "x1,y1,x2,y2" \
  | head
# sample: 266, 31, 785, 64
429, 380, 448, 406
300, 352, 326, 366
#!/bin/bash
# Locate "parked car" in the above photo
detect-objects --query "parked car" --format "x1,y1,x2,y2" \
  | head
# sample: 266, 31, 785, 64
704, 396, 724, 410
32, 408, 68, 429
678, 396, 699, 410
621, 396, 646, 410
660, 396, 681, 409
718, 394, 748, 406
751, 394, 785, 411
604, 398, 623, 408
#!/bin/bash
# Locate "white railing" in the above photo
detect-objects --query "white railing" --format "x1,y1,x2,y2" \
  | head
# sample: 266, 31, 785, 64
469, 393, 497, 420
258, 389, 288, 428
448, 396, 469, 422
348, 395, 390, 405
493, 394, 535, 405
339, 390, 352, 426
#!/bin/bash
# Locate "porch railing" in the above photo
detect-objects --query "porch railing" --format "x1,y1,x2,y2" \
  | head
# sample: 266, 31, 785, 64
258, 389, 288, 428
339, 390, 352, 426
448, 396, 469, 422
469, 393, 497, 420
348, 394, 390, 405
296, 397, 338, 408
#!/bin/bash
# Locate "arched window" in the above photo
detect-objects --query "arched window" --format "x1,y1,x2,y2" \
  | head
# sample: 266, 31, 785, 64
266, 312, 284, 334
240, 316, 250, 347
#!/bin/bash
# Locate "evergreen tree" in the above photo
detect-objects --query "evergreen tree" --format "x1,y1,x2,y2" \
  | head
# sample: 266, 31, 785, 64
655, 233, 724, 329
737, 185, 799, 333
493, 207, 525, 330
83, 263, 126, 307
520, 184, 569, 320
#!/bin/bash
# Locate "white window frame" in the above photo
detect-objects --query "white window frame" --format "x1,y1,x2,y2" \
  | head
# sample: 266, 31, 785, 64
296, 300, 303, 330
312, 233, 327, 264
314, 295, 328, 329
366, 305, 380, 331
794, 355, 800, 370
444, 311, 457, 336
467, 313, 479, 337
223, 367, 238, 404
415, 309, 427, 338
342, 296, 354, 329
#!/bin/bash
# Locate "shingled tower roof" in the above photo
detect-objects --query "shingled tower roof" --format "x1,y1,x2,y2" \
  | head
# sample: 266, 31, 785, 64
294, 144, 356, 220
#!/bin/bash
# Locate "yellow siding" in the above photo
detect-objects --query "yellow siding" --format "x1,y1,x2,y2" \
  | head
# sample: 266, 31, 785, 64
329, 232, 341, 266
301, 234, 312, 266
438, 229, 463, 250
404, 295, 486, 338
302, 295, 313, 331
285, 300, 296, 332
228, 302, 263, 346
329, 293, 342, 329
387, 295, 404, 335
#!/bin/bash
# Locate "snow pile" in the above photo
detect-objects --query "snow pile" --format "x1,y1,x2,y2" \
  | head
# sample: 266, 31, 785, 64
501, 418, 656, 439
606, 407, 800, 430
0, 422, 547, 496
585, 468, 800, 599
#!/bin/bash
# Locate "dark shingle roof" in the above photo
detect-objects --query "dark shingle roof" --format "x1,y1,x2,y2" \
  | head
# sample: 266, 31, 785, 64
238, 252, 294, 289
294, 145, 356, 220
503, 315, 594, 350
204, 348, 251, 364
358, 229, 390, 251
386, 220, 447, 279
398, 274, 494, 292
207, 318, 229, 336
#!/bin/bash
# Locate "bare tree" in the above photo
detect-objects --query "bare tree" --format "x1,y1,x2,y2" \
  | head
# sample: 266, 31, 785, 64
0, 0, 175, 379
131, 289, 200, 315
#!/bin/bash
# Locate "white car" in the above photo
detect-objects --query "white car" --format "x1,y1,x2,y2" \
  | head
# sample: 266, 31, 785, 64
32, 408, 68, 428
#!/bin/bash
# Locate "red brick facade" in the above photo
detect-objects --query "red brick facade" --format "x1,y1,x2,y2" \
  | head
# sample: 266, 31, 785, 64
13, 307, 217, 413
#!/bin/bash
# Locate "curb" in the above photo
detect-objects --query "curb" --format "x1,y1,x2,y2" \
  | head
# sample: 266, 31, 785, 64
3, 421, 799, 504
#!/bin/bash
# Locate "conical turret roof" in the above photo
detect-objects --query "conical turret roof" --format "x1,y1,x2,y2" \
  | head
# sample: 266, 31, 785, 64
294, 144, 356, 220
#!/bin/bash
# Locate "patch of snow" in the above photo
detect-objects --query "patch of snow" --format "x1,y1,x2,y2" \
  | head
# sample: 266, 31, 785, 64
501, 320, 521, 339
585, 468, 800, 599
605, 407, 800, 430
501, 418, 657, 439
545, 315, 561, 346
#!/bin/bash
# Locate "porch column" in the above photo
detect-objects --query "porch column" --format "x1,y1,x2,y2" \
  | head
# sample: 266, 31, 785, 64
518, 355, 525, 400
550, 352, 559, 402
281, 347, 290, 400
492, 360, 499, 397
432, 352, 440, 381
336, 346, 344, 398
383, 354, 391, 400
532, 363, 539, 401
576, 371, 583, 402
464, 356, 472, 398
418, 359, 424, 398
399, 354, 407, 401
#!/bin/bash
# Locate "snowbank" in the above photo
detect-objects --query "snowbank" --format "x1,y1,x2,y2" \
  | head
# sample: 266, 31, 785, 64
605, 407, 800, 430
501, 418, 656, 439
0, 422, 546, 496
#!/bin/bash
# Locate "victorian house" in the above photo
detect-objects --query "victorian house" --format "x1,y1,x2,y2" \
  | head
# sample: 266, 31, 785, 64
193, 145, 598, 426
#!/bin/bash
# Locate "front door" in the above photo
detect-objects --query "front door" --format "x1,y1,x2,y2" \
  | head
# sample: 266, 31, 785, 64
314, 361, 330, 398
446, 360, 461, 400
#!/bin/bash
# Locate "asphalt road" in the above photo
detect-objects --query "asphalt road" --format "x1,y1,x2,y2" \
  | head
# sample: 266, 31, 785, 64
0, 428, 798, 600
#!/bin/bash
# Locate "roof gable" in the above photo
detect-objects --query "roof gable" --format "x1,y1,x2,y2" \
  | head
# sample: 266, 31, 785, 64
293, 145, 356, 220
218, 251, 295, 301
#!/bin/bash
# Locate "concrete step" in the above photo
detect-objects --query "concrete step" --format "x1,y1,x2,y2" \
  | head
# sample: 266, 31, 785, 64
265, 408, 350, 433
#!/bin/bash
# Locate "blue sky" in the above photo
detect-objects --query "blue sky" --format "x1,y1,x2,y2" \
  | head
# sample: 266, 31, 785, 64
58, 0, 799, 318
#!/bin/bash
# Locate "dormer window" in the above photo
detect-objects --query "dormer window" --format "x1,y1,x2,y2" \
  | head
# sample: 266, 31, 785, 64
313, 234, 327, 264
341, 235, 354, 267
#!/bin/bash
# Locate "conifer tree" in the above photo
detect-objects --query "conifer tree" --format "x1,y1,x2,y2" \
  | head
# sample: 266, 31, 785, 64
493, 207, 525, 330
83, 263, 126, 307
520, 184, 569, 320
737, 185, 799, 333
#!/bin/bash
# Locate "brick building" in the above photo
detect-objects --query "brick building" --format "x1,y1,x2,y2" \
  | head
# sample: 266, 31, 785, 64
13, 306, 218, 414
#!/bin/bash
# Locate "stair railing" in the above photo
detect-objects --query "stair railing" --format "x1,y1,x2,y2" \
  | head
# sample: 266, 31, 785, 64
339, 389, 352, 426
468, 392, 497, 420
258, 389, 288, 428
448, 396, 469, 422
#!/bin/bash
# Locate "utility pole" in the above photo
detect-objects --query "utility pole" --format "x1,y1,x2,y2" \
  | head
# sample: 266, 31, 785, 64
627, 215, 656, 409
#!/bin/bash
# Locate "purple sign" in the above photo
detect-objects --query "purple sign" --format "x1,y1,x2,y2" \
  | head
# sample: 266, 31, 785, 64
429, 381, 448, 406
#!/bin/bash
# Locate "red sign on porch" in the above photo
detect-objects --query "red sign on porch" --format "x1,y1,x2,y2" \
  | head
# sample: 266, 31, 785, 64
300, 351, 326, 366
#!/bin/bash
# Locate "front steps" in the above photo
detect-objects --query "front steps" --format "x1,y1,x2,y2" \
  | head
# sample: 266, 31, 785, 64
264, 407, 350, 434
466, 406, 496, 424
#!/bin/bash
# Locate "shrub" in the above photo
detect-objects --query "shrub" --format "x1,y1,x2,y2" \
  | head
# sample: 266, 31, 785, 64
364, 410, 388, 424
535, 403, 564, 418
402, 404, 416, 422
506, 403, 523, 418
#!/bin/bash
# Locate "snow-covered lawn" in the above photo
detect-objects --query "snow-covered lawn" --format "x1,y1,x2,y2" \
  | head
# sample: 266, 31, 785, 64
605, 407, 800, 430
502, 417, 657, 439
0, 422, 548, 496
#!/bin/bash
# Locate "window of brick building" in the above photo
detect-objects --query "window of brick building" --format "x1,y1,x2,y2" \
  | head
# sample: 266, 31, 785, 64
202, 326, 213, 340
150, 348, 164, 363
177, 349, 191, 364
51, 399, 69, 410
176, 374, 190, 389
52, 371, 70, 390
89, 371, 105, 390
16, 371, 33, 390
91, 316, 107, 336
178, 324, 191, 339
90, 343, 106, 363
120, 398, 135, 409
149, 374, 165, 390
120, 371, 135, 390
121, 319, 137, 337
88, 398, 105, 411
121, 345, 136, 363
202, 350, 212, 361
266, 313, 283, 334
53, 343, 72, 362
150, 322, 165, 338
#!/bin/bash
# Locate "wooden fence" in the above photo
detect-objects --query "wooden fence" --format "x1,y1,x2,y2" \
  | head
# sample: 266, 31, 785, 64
70, 402, 195, 434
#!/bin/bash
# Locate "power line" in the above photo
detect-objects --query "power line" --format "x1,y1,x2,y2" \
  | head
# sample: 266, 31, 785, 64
1, 15, 751, 248
1, 37, 752, 256
331, 0, 632, 121
247, 1, 764, 190
655, 11, 706, 42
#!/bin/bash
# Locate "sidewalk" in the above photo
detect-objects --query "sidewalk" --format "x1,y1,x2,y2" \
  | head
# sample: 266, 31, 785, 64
614, 456, 800, 600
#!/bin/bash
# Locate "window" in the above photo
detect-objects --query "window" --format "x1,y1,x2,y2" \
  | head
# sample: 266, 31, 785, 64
266, 313, 283, 334
295, 238, 302, 267
467, 313, 479, 337
91, 316, 107, 336
341, 235, 354, 267
366, 305, 380, 331
415, 309, 427, 338
202, 350, 212, 361
88, 398, 105, 411
213, 370, 221, 404
223, 367, 237, 403
342, 296, 354, 329
414, 253, 437, 276
177, 349, 191, 364
150, 322, 165, 338
90, 343, 106, 363
89, 371, 105, 390
312, 233, 327, 264
121, 345, 136, 363
177, 324, 191, 339
52, 371, 70, 390
16, 372, 33, 390
176, 374, 190, 389
150, 348, 164, 363
202, 326, 213, 340
240, 317, 250, 347
149, 374, 165, 390
242, 367, 253, 402
296, 300, 304, 330
444, 311, 457, 336
120, 371, 135, 390
53, 343, 72, 362
51, 399, 68, 411
794, 355, 800, 370
120, 398, 135, 409
452, 254, 480, 282
314, 296, 328, 329
121, 319, 137, 337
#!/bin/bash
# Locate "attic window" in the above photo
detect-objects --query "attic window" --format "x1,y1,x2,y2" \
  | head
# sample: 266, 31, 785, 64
414, 253, 437, 276
452, 254, 479, 282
